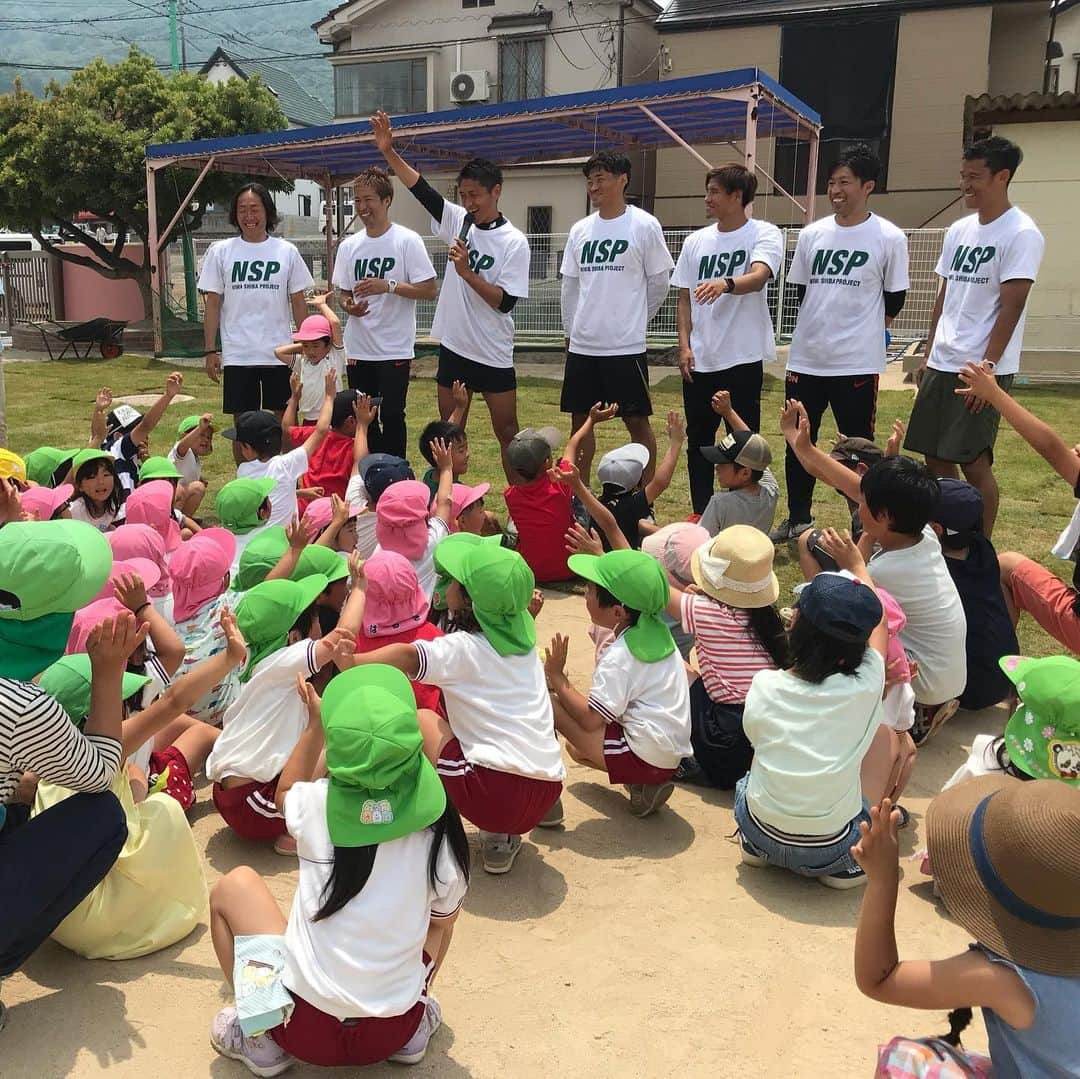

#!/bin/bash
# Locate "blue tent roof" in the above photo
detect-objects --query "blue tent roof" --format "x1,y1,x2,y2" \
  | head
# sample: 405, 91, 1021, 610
146, 69, 820, 183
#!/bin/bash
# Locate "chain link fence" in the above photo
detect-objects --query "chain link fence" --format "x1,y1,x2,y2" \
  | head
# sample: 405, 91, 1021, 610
169, 227, 946, 355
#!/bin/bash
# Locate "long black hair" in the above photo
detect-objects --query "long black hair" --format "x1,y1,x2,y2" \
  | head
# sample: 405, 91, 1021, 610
746, 605, 788, 669
229, 182, 279, 233
786, 612, 866, 684
313, 800, 471, 922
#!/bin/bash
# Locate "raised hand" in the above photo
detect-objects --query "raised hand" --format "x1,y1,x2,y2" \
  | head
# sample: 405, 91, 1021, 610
588, 401, 619, 424
451, 380, 469, 412
353, 393, 378, 428
431, 437, 454, 474
815, 527, 865, 574
348, 550, 367, 590
112, 571, 148, 614
219, 606, 248, 666
296, 671, 322, 725
780, 399, 811, 453
323, 368, 338, 397
885, 418, 905, 458
289, 371, 302, 400
164, 371, 184, 399
666, 410, 685, 443
955, 359, 1000, 415
851, 798, 902, 879
95, 387, 113, 412
308, 291, 331, 308
86, 611, 148, 670
710, 389, 732, 417
371, 110, 394, 155
286, 514, 310, 551
544, 632, 569, 681
528, 589, 545, 618
564, 521, 603, 557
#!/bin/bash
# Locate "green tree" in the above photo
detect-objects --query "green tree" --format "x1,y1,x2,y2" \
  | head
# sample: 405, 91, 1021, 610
0, 48, 289, 317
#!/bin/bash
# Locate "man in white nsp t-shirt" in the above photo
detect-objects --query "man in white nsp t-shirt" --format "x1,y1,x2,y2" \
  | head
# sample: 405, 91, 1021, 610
672, 164, 784, 515
904, 135, 1044, 537
772, 143, 909, 544
560, 151, 674, 484
371, 110, 530, 480
332, 166, 437, 460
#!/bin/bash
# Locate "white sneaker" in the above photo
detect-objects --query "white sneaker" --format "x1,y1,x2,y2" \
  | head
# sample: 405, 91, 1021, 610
210, 1006, 293, 1077
480, 832, 523, 874
388, 996, 442, 1065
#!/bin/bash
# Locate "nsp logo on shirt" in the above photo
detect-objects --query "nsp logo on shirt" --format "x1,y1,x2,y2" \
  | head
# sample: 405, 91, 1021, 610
949, 244, 996, 285
467, 249, 495, 273
697, 250, 747, 280
230, 260, 282, 289
580, 238, 628, 272
808, 248, 869, 288
353, 257, 396, 279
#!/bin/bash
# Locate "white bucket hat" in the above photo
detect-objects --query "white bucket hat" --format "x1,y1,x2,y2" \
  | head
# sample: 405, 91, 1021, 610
690, 524, 779, 608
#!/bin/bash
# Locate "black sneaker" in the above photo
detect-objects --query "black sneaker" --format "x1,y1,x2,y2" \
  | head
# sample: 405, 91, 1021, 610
819, 864, 867, 890
674, 756, 708, 785
769, 517, 814, 543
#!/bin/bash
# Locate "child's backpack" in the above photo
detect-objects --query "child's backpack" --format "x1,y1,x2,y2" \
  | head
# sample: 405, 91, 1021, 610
876, 1037, 992, 1079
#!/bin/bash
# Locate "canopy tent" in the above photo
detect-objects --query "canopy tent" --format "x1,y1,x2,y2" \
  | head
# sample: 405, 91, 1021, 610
144, 68, 821, 353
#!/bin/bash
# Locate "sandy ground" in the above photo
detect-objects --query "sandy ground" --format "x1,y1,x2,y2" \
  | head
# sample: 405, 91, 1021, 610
2, 589, 998, 1078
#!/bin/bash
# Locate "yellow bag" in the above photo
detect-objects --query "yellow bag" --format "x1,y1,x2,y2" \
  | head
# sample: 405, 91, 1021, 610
33, 769, 208, 960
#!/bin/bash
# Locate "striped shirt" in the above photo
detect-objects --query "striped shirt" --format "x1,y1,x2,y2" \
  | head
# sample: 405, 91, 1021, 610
681, 592, 777, 704
0, 678, 123, 804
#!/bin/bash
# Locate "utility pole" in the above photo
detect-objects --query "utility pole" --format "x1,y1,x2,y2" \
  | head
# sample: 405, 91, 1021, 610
168, 0, 180, 71
167, 0, 199, 323
179, 0, 188, 71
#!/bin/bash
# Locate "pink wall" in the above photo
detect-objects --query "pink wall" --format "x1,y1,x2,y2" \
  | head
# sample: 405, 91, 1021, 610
58, 243, 147, 323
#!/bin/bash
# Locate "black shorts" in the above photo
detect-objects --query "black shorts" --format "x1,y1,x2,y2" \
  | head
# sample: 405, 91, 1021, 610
560, 351, 653, 417
436, 345, 516, 395
689, 679, 752, 790
222, 364, 293, 415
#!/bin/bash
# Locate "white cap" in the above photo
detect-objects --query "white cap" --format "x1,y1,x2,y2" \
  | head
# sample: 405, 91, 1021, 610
597, 443, 650, 492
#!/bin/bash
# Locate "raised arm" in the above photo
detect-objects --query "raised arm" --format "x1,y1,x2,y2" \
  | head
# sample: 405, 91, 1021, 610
298, 368, 337, 459
644, 412, 686, 503
113, 571, 185, 678
90, 387, 112, 447
779, 399, 861, 502
371, 110, 425, 204
551, 461, 629, 551
274, 342, 303, 366
710, 389, 749, 433
565, 402, 618, 470
430, 438, 455, 526
814, 528, 887, 660
175, 414, 215, 458
276, 675, 327, 806
130, 371, 183, 446
311, 292, 344, 348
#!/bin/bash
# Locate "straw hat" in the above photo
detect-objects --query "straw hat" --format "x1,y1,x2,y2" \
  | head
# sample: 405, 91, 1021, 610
927, 774, 1080, 976
690, 525, 778, 609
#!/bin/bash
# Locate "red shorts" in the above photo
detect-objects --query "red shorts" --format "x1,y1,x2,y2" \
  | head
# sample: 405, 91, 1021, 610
148, 746, 194, 811
1009, 558, 1080, 654
212, 777, 287, 842
436, 738, 562, 834
603, 722, 677, 785
270, 953, 433, 1066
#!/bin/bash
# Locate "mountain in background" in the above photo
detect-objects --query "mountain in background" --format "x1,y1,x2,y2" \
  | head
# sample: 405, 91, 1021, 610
1, 0, 335, 112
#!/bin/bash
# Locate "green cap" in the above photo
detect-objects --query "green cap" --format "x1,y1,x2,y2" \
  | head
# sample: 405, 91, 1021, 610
235, 574, 329, 681
0, 520, 113, 622
568, 550, 675, 663
71, 448, 113, 477
39, 653, 151, 727
293, 544, 349, 585
138, 456, 182, 482
1002, 655, 1080, 785
177, 415, 204, 437
215, 478, 276, 535
26, 446, 77, 487
323, 665, 446, 847
434, 533, 535, 656
235, 525, 289, 591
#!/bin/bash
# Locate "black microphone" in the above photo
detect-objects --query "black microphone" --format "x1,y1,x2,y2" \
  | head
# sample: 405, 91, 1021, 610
456, 212, 473, 246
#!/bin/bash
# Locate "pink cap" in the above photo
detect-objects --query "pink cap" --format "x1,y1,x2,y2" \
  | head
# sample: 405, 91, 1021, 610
641, 522, 710, 588
375, 480, 430, 561
449, 482, 490, 530
169, 527, 235, 622
67, 597, 126, 655
361, 550, 429, 638
21, 483, 74, 522
92, 557, 162, 603
108, 523, 171, 598
302, 496, 359, 535
124, 480, 181, 553
293, 314, 332, 342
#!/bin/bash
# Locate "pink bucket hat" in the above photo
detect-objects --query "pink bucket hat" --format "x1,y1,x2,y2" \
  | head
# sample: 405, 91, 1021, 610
21, 483, 74, 522
108, 523, 171, 598
169, 528, 236, 622
123, 480, 181, 553
642, 522, 710, 589
375, 480, 430, 561
67, 597, 126, 655
362, 550, 429, 638
93, 557, 162, 603
293, 314, 332, 342
302, 496, 359, 535
449, 482, 489, 531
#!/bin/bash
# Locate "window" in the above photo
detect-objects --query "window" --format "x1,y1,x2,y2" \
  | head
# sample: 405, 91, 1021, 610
333, 58, 426, 118
775, 18, 899, 195
499, 37, 544, 102
297, 194, 311, 217
527, 205, 552, 277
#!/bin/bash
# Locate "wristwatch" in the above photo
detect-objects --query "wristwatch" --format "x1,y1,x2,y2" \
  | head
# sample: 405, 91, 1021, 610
724, 277, 737, 296
387, 279, 398, 294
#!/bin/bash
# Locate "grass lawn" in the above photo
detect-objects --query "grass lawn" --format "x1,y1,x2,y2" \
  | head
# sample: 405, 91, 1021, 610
5, 353, 1077, 658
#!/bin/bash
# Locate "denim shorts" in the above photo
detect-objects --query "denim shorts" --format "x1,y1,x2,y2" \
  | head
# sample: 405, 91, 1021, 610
733, 775, 868, 877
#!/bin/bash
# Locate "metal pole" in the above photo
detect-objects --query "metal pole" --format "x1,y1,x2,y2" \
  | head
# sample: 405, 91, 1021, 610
744, 93, 758, 218
804, 126, 820, 224
1, 259, 12, 334
168, 0, 180, 71
636, 105, 712, 169
324, 179, 335, 285
147, 162, 163, 355
179, 0, 188, 71
1043, 3, 1059, 94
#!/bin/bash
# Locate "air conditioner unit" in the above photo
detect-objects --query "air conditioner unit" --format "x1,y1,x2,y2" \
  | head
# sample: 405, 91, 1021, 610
450, 69, 490, 103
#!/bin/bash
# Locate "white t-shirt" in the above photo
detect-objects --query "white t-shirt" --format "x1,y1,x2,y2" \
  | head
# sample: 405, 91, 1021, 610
344, 474, 379, 559
197, 236, 314, 368
332, 224, 436, 362
414, 633, 565, 782
670, 220, 783, 371
869, 526, 967, 705
787, 213, 910, 376
168, 442, 202, 486
283, 779, 466, 1020
560, 205, 674, 356
430, 201, 530, 369
927, 207, 1044, 377
204, 639, 320, 783
237, 446, 309, 528
744, 647, 884, 836
296, 345, 346, 422
586, 635, 692, 770
68, 498, 119, 532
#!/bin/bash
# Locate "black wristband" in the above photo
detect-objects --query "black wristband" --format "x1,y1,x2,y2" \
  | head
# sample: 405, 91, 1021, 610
133, 602, 151, 617
725, 277, 737, 296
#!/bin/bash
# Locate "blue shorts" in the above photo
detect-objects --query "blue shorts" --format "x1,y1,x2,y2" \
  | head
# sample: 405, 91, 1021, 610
733, 775, 868, 877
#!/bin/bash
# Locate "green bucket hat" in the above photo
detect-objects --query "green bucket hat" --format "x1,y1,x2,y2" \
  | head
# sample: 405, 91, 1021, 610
430, 533, 501, 612
138, 456, 182, 482
323, 664, 446, 847
234, 525, 289, 591
25, 446, 77, 487
216, 478, 276, 535
434, 533, 535, 656
1002, 655, 1080, 785
0, 520, 113, 622
177, 415, 203, 438
38, 653, 151, 728
568, 550, 674, 663
71, 448, 114, 477
293, 544, 349, 585
235, 574, 329, 681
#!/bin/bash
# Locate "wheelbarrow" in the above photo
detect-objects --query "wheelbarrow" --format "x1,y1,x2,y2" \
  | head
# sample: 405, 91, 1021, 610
33, 317, 127, 360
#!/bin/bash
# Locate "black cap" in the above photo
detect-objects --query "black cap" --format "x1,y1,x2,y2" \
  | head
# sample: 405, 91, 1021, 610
934, 477, 984, 547
331, 389, 359, 430
222, 411, 282, 453
359, 453, 414, 503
